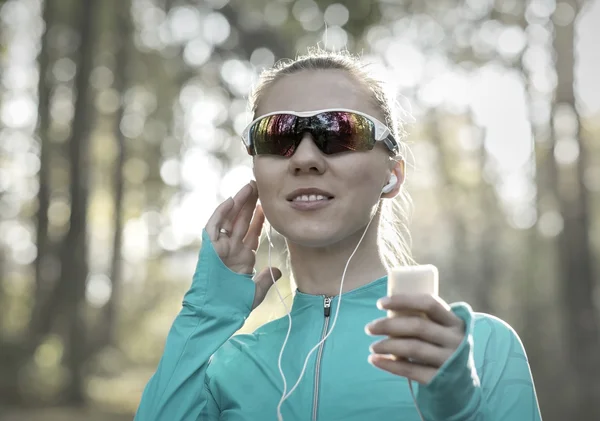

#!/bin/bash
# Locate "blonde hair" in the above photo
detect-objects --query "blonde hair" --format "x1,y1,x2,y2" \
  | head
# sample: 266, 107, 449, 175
249, 48, 415, 270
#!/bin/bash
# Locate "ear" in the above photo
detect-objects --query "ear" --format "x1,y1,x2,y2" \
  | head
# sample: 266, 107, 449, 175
395, 158, 406, 185
381, 158, 405, 199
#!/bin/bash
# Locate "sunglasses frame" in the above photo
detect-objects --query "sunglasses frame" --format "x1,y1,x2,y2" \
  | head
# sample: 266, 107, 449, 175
241, 108, 400, 156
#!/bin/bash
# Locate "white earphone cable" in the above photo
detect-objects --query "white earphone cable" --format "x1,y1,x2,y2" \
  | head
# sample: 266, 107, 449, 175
263, 175, 425, 421
409, 379, 425, 421
264, 225, 294, 417
268, 210, 377, 421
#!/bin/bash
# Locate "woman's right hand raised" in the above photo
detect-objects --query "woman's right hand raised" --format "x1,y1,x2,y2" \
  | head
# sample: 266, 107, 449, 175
205, 181, 282, 310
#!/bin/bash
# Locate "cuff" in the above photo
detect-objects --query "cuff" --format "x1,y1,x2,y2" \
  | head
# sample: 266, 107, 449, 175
417, 302, 482, 420
183, 229, 256, 319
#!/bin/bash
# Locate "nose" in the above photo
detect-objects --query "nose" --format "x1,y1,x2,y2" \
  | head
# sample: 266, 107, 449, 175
288, 133, 327, 176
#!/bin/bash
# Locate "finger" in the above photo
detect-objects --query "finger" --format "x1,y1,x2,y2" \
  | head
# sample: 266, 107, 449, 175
370, 338, 452, 368
254, 267, 282, 297
251, 266, 282, 310
205, 197, 234, 241
378, 294, 461, 328
366, 316, 462, 348
368, 354, 437, 385
220, 183, 254, 233
231, 184, 259, 241
244, 205, 265, 252
254, 266, 282, 286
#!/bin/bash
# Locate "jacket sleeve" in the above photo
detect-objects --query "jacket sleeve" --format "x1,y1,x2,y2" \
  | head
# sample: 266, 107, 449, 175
416, 302, 543, 421
134, 229, 256, 421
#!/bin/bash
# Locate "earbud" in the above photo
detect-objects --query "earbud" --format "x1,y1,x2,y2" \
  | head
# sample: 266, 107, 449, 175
381, 173, 398, 194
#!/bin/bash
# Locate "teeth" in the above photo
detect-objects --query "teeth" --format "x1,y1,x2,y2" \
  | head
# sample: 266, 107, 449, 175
293, 194, 329, 202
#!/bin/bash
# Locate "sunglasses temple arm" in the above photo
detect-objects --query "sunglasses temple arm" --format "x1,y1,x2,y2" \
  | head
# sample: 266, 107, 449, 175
383, 134, 399, 156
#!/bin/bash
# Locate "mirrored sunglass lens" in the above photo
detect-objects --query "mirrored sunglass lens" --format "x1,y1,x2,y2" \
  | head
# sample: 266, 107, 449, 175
313, 112, 375, 154
249, 111, 376, 156
251, 114, 298, 156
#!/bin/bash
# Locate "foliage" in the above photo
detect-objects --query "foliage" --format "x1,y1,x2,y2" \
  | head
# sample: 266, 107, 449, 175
0, 0, 599, 419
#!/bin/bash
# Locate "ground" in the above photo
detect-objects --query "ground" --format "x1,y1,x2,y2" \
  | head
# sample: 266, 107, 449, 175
3, 408, 134, 421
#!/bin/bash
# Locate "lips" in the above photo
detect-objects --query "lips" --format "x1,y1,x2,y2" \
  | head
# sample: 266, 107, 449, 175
286, 188, 335, 202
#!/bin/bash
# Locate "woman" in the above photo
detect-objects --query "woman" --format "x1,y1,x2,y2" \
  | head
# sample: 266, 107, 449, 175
134, 50, 542, 421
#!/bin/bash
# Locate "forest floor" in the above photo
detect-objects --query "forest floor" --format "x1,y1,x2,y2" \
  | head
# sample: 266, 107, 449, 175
2, 407, 133, 421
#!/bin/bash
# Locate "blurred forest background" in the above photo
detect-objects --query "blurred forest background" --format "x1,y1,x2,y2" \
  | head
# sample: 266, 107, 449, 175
0, 0, 599, 420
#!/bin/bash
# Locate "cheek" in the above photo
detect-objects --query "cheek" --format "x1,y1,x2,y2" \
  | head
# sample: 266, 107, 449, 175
345, 163, 385, 198
253, 158, 281, 204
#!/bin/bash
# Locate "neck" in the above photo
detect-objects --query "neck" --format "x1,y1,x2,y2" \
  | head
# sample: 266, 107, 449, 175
287, 222, 387, 297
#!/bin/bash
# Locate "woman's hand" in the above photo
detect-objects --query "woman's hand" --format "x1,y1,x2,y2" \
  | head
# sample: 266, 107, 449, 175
205, 181, 281, 310
365, 294, 465, 385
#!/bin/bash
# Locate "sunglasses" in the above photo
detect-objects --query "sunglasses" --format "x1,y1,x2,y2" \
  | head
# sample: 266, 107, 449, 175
241, 108, 399, 157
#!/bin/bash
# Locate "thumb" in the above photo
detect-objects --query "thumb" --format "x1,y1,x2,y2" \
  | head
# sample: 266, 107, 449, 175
252, 267, 282, 310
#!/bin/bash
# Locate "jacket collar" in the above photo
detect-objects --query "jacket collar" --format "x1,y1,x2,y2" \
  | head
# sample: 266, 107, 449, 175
290, 275, 388, 313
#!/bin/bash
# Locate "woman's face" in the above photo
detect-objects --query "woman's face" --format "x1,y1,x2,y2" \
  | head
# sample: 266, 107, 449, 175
253, 69, 401, 248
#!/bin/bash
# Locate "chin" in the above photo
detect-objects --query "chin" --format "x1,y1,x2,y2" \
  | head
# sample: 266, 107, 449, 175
277, 223, 346, 248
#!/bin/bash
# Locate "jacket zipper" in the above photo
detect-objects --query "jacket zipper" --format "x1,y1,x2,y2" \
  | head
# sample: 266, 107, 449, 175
312, 296, 332, 421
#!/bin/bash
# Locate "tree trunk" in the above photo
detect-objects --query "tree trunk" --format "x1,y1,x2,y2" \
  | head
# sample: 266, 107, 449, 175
552, 1, 600, 418
32, 0, 54, 330
103, 0, 132, 349
59, 0, 98, 405
0, 243, 4, 322
0, 0, 56, 405
429, 110, 471, 301
506, 3, 571, 417
474, 125, 499, 313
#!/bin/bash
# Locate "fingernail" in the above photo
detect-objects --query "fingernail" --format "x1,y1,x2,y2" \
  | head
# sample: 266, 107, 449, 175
377, 297, 390, 309
364, 324, 374, 336
368, 354, 382, 365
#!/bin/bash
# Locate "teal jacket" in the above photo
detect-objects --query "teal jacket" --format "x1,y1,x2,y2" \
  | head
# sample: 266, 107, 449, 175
135, 231, 542, 420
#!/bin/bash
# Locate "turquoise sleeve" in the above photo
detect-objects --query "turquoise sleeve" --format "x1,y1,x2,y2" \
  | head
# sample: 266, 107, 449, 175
417, 303, 542, 420
201, 379, 221, 418
133, 229, 256, 421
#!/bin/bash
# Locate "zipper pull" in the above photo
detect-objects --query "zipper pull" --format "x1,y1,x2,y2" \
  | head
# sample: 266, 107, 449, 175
323, 297, 332, 317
